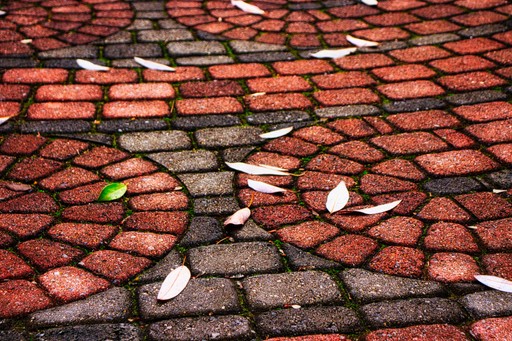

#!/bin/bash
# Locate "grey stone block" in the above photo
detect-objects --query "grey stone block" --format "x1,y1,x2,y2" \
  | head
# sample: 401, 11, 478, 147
21, 121, 92, 134
410, 33, 460, 46
0, 330, 26, 340
188, 242, 283, 276
148, 150, 219, 173
483, 170, 512, 189
138, 278, 240, 320
315, 105, 380, 118
44, 59, 101, 69
148, 315, 253, 341
196, 127, 263, 148
341, 268, 446, 304
118, 131, 191, 153
246, 111, 311, 125
193, 197, 240, 215
176, 56, 234, 66
460, 290, 512, 319
28, 288, 132, 329
38, 46, 98, 59
97, 119, 168, 133
229, 41, 287, 54
0, 58, 37, 68
243, 271, 343, 310
126, 19, 154, 30
446, 90, 507, 105
136, 11, 167, 19
282, 243, 339, 270
229, 219, 272, 241
167, 41, 226, 56
179, 216, 224, 247
104, 44, 162, 58
178, 172, 234, 197
458, 24, 507, 38
361, 298, 466, 328
255, 306, 361, 338
237, 52, 295, 63
424, 177, 484, 195
132, 2, 165, 11
101, 31, 132, 44
137, 30, 193, 42
158, 19, 186, 29
33, 323, 142, 341
222, 147, 255, 163
171, 115, 241, 130
358, 41, 408, 53
57, 133, 113, 145
383, 98, 446, 113
137, 250, 182, 284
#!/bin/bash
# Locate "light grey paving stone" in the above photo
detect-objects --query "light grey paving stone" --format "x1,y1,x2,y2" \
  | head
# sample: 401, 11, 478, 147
179, 216, 224, 247
148, 315, 254, 341
237, 52, 295, 63
38, 46, 98, 59
246, 111, 311, 125
188, 242, 283, 276
195, 127, 263, 148
255, 306, 362, 338
126, 19, 154, 30
446, 90, 507, 105
28, 288, 132, 329
167, 41, 226, 56
282, 243, 339, 270
136, 11, 167, 19
361, 298, 466, 328
315, 105, 380, 118
410, 33, 460, 46
341, 269, 446, 304
172, 115, 241, 130
137, 30, 193, 42
118, 131, 191, 153
104, 44, 162, 58
178, 172, 234, 197
424, 177, 484, 195
97, 119, 168, 133
230, 219, 273, 241
483, 170, 512, 189
132, 2, 164, 11
138, 278, 241, 320
33, 323, 142, 341
222, 147, 255, 163
137, 250, 182, 284
158, 19, 186, 29
176, 56, 234, 66
148, 150, 219, 173
243, 271, 343, 310
193, 197, 240, 215
101, 31, 132, 44
229, 41, 287, 53
460, 290, 512, 319
458, 24, 508, 38
21, 121, 92, 134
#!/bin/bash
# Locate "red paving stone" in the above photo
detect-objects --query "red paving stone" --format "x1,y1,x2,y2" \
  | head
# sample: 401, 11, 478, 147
488, 143, 512, 165
314, 88, 380, 106
0, 134, 47, 156
101, 158, 158, 180
109, 231, 177, 258
365, 324, 469, 341
58, 181, 108, 205
424, 222, 480, 253
103, 100, 170, 118
246, 93, 312, 112
427, 252, 480, 282
327, 118, 376, 139
251, 204, 312, 229
180, 80, 244, 98
39, 167, 100, 191
81, 250, 152, 284
17, 239, 84, 271
293, 126, 344, 146
0, 280, 53, 318
239, 188, 298, 207
39, 139, 90, 160
108, 83, 175, 100
123, 211, 188, 234
371, 159, 425, 181
263, 137, 318, 157
369, 246, 425, 278
306, 154, 364, 175
438, 72, 507, 92
316, 234, 378, 266
276, 221, 339, 249
476, 218, 512, 252
73, 146, 128, 169
455, 192, 512, 221
377, 80, 445, 100
247, 76, 312, 93
482, 253, 512, 281
209, 63, 271, 79
35, 85, 103, 101
429, 55, 496, 74
386, 110, 460, 131
371, 132, 448, 155
360, 174, 417, 195
417, 197, 472, 223
367, 217, 424, 247
334, 54, 395, 70
75, 69, 138, 84
48, 222, 118, 249
0, 249, 34, 280
415, 149, 499, 176
453, 101, 512, 123
62, 202, 124, 224
372, 64, 436, 82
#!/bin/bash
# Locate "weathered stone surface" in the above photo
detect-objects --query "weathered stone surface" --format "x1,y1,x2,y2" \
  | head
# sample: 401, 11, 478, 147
118, 131, 191, 153
193, 197, 240, 215
315, 105, 379, 118
179, 217, 224, 247
229, 219, 273, 242
195, 127, 263, 148
33, 323, 142, 341
167, 41, 226, 56
148, 150, 218, 173
282, 243, 340, 271
230, 41, 287, 54
423, 177, 484, 195
136, 251, 182, 284
178, 172, 234, 197
460, 290, 512, 319
172, 115, 241, 130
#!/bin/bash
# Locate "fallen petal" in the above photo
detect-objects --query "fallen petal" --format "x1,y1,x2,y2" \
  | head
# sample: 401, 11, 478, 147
346, 35, 379, 47
134, 57, 175, 71
310, 47, 357, 59
352, 200, 401, 214
361, 0, 378, 5
475, 275, 512, 293
226, 162, 290, 176
231, 0, 265, 14
248, 179, 287, 194
326, 181, 349, 214
76, 59, 110, 71
260, 126, 293, 139
157, 265, 191, 300
224, 207, 251, 226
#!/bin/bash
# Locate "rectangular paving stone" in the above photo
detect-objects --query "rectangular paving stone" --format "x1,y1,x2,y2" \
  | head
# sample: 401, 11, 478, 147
246, 111, 311, 125
361, 298, 467, 328
20, 121, 92, 134
188, 242, 283, 276
104, 44, 163, 58
136, 250, 182, 284
195, 127, 263, 148
167, 41, 226, 56
171, 115, 241, 130
229, 41, 287, 54
118, 131, 191, 153
32, 323, 142, 341
243, 271, 342, 311
237, 52, 296, 63
148, 150, 218, 173
460, 290, 512, 319
255, 306, 361, 338
176, 56, 234, 66
315, 105, 380, 118
179, 216, 224, 247
148, 315, 253, 341
138, 278, 240, 320
38, 46, 98, 59
193, 197, 240, 215
178, 172, 234, 197
137, 30, 193, 42
96, 119, 168, 133
340, 268, 446, 303
383, 98, 446, 113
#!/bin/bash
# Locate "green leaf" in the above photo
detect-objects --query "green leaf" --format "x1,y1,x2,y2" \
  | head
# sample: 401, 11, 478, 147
98, 183, 127, 201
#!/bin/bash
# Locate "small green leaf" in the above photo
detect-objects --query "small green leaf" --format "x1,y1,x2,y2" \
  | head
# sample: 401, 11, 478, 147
98, 183, 127, 201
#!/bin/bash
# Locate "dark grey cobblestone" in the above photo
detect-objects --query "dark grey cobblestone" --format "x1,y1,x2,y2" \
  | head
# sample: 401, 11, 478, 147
58, 133, 113, 145
410, 33, 460, 46
229, 41, 287, 54
167, 41, 226, 56
237, 52, 296, 63
193, 197, 240, 215
149, 150, 219, 173
178, 172, 234, 197
33, 323, 142, 341
38, 46, 98, 59
246, 111, 311, 125
282, 243, 339, 270
172, 115, 241, 130
222, 147, 255, 163
460, 290, 512, 318
0, 58, 37, 68
446, 90, 507, 105
229, 219, 273, 242
361, 298, 466, 328
0, 330, 26, 340
43, 59, 97, 69
448, 282, 487, 296
104, 44, 162, 59
383, 98, 446, 113
195, 127, 263, 148
458, 24, 508, 38
138, 278, 240, 320
148, 315, 254, 341
137, 251, 182, 284
179, 217, 224, 247
97, 119, 168, 133
176, 56, 234, 66
118, 131, 191, 153
188, 242, 283, 276
341, 269, 446, 304
21, 121, 92, 134
315, 105, 380, 118
243, 271, 342, 310
483, 170, 512, 189
255, 306, 361, 338
423, 177, 484, 195
359, 41, 408, 53
138, 30, 193, 42
28, 288, 132, 329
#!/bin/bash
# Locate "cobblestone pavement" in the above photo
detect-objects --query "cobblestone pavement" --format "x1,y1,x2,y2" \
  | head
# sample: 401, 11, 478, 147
1, 0, 512, 339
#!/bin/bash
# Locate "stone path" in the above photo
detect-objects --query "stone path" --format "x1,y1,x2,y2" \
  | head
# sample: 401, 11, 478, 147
1, 0, 512, 339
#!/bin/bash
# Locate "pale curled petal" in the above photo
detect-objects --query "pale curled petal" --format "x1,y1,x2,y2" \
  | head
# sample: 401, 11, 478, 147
0, 10, 6, 16
475, 275, 512, 293
346, 35, 379, 47
157, 265, 191, 300
224, 207, 251, 226
493, 189, 507, 193
352, 200, 402, 214
0, 117, 12, 126
260, 126, 293, 139
76, 59, 110, 71
231, 0, 265, 14
361, 0, 378, 5
310, 47, 357, 59
248, 179, 286, 194
225, 162, 290, 176
326, 181, 349, 214
20, 39, 32, 44
134, 57, 175, 71
258, 164, 289, 172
